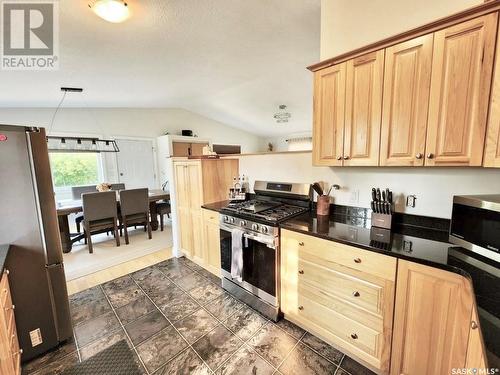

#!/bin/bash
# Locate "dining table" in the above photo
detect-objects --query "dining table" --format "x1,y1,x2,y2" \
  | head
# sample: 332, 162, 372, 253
56, 189, 170, 253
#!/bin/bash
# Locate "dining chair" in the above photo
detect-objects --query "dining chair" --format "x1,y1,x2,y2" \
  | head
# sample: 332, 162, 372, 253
72, 185, 97, 234
119, 188, 151, 244
82, 191, 120, 253
156, 201, 171, 231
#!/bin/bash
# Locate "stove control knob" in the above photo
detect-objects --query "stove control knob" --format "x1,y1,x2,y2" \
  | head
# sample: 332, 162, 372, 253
252, 223, 259, 231
240, 220, 247, 227
223, 216, 229, 223
229, 217, 235, 224
261, 226, 269, 234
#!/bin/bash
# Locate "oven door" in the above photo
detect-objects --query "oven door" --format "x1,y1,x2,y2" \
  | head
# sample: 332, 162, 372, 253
220, 224, 278, 306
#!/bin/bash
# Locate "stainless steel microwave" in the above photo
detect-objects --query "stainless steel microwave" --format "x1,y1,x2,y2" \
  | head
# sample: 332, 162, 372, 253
450, 195, 500, 263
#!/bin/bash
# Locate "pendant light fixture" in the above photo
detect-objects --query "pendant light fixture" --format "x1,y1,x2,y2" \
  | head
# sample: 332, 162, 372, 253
46, 87, 120, 153
89, 0, 130, 23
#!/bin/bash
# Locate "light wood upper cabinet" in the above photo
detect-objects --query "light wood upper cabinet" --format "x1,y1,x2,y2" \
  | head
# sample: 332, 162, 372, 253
380, 35, 433, 166
426, 13, 498, 166
313, 63, 346, 166
343, 50, 384, 166
484, 18, 500, 167
390, 260, 474, 375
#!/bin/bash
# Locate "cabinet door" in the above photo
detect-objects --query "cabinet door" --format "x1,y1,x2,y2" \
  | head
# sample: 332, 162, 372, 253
313, 63, 346, 166
174, 163, 189, 209
484, 22, 500, 167
190, 210, 204, 263
344, 50, 385, 166
391, 260, 474, 375
426, 14, 498, 166
178, 207, 192, 256
202, 209, 221, 277
380, 35, 433, 166
465, 305, 487, 370
186, 163, 203, 209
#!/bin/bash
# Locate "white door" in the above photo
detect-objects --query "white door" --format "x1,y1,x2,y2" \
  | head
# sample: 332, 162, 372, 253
115, 139, 157, 189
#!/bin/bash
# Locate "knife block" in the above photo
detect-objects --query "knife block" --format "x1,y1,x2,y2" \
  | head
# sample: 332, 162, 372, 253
371, 212, 393, 230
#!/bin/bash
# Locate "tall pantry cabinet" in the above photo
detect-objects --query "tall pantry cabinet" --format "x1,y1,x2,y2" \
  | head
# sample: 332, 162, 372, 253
173, 158, 238, 272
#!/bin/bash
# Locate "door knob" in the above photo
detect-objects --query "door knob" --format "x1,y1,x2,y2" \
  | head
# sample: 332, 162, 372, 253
343, 156, 350, 160
427, 153, 434, 159
298, 242, 304, 246
354, 258, 362, 264
337, 156, 342, 161
298, 306, 304, 311
351, 333, 358, 340
352, 291, 360, 297
415, 153, 423, 159
471, 321, 478, 329
120, 173, 124, 176
298, 270, 304, 275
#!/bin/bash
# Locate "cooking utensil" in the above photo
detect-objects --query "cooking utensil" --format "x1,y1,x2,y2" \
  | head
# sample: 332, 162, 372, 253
312, 182, 324, 196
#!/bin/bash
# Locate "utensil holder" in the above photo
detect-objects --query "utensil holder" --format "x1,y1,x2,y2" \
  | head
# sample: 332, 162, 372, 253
316, 196, 330, 216
371, 212, 393, 229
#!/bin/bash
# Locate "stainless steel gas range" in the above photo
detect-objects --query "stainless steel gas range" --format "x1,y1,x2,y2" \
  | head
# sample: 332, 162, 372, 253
219, 181, 312, 321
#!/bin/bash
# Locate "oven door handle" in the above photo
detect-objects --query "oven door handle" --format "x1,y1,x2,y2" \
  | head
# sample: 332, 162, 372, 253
243, 233, 276, 249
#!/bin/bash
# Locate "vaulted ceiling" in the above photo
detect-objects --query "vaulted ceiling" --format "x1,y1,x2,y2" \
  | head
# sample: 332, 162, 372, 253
0, 0, 320, 136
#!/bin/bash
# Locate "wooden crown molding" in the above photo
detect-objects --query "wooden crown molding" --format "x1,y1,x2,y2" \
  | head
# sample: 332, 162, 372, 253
308, 0, 500, 72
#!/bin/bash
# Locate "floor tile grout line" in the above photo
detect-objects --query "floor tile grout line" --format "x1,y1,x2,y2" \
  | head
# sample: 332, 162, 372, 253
98, 284, 150, 375
130, 270, 217, 375
297, 331, 346, 367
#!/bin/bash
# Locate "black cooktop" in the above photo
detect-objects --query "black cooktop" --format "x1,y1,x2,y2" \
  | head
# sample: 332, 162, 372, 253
222, 199, 309, 223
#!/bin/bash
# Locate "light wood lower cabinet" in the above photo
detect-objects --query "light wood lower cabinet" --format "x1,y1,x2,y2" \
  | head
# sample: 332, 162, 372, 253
202, 209, 221, 276
390, 260, 475, 375
280, 229, 396, 374
0, 270, 21, 375
465, 305, 487, 370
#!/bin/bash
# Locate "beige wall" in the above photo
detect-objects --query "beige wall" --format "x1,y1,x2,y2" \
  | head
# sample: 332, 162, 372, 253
320, 0, 483, 60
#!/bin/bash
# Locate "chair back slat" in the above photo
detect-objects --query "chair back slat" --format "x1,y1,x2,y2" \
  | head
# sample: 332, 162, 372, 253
82, 191, 117, 222
120, 188, 149, 216
111, 183, 125, 191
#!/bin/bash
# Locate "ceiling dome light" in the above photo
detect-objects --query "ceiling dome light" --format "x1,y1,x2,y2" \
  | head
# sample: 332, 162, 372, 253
89, 0, 130, 23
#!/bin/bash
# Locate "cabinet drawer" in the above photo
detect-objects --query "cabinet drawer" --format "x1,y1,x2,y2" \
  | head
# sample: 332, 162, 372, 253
296, 292, 381, 358
202, 209, 219, 224
0, 272, 11, 309
298, 259, 385, 317
282, 229, 396, 281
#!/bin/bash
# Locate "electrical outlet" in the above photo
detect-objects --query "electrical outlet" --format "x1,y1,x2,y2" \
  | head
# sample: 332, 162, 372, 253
406, 195, 417, 208
349, 190, 359, 204
30, 328, 43, 347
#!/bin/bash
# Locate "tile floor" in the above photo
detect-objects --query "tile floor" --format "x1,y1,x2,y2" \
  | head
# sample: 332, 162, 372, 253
23, 257, 376, 375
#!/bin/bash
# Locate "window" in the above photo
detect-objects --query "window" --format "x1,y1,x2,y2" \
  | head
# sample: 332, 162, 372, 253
49, 152, 104, 188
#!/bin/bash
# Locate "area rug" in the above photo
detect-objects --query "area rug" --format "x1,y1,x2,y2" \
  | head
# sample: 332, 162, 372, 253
61, 340, 141, 375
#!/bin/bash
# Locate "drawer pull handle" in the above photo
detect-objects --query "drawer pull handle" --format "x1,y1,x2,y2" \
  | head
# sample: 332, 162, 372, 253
298, 270, 304, 275
12, 348, 22, 355
354, 258, 362, 264
352, 291, 360, 297
298, 306, 304, 311
5, 304, 15, 311
4, 269, 9, 275
298, 242, 305, 246
351, 333, 358, 340
471, 321, 478, 330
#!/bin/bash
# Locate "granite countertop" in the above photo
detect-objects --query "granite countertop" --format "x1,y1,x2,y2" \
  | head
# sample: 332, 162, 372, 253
280, 212, 471, 275
0, 244, 10, 273
202, 200, 231, 212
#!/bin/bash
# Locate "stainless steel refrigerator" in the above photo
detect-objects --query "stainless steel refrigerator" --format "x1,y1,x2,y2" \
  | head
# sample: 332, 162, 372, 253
0, 125, 72, 361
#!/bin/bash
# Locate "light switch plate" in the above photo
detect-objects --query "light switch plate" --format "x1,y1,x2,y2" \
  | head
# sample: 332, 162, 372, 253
30, 328, 43, 347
